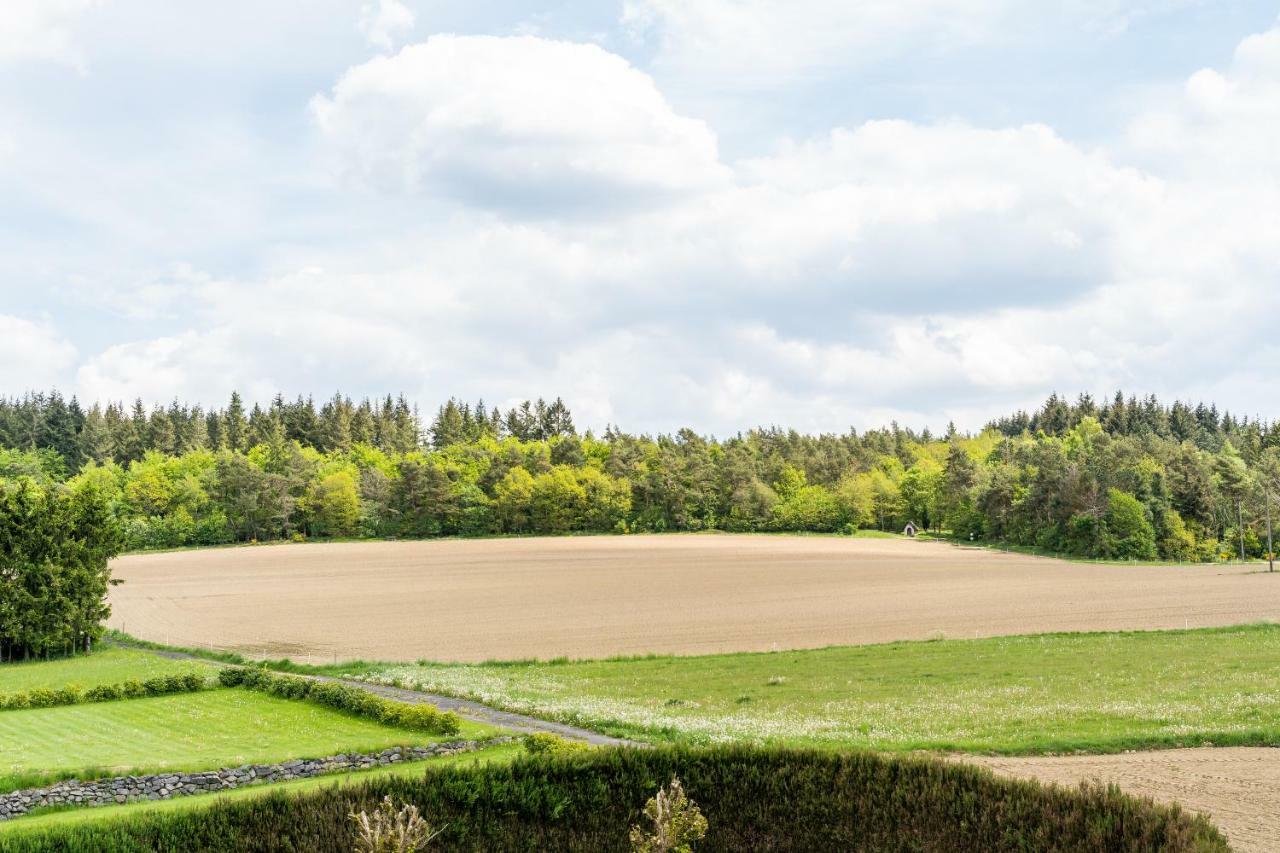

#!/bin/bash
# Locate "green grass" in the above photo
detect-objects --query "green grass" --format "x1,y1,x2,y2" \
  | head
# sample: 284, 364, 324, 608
0, 646, 217, 693
0, 687, 501, 782
0, 742, 523, 834
363, 623, 1280, 755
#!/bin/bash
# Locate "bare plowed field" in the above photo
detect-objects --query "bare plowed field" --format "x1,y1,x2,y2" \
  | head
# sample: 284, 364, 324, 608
965, 748, 1280, 853
107, 535, 1280, 662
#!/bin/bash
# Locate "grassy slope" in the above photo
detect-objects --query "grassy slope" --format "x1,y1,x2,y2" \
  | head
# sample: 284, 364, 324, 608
364, 623, 1280, 755
0, 742, 523, 834
0, 647, 215, 693
0, 688, 501, 778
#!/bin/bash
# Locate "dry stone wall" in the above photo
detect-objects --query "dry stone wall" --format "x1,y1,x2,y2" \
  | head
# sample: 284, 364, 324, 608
0, 738, 511, 821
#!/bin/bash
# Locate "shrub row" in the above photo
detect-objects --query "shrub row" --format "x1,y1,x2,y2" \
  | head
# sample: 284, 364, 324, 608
0, 745, 1227, 852
521, 732, 591, 756
0, 673, 209, 711
217, 668, 460, 736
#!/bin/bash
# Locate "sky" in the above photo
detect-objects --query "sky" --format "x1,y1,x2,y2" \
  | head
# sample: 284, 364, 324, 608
1, 0, 1278, 436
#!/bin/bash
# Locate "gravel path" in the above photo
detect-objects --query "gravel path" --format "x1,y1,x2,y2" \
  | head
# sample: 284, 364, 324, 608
129, 643, 637, 748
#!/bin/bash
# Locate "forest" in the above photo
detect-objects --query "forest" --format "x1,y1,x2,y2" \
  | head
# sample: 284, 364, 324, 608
1, 390, 1278, 562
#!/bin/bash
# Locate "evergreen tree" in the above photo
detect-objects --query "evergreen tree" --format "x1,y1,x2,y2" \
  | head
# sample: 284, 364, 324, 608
225, 391, 248, 452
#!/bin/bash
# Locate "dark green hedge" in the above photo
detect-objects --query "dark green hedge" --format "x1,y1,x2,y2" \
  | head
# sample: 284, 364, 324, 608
0, 746, 1227, 852
217, 667, 460, 735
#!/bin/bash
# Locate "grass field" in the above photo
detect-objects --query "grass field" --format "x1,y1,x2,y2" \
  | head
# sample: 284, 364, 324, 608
0, 742, 523, 834
364, 623, 1280, 755
107, 535, 1280, 662
0, 688, 500, 779
0, 647, 215, 693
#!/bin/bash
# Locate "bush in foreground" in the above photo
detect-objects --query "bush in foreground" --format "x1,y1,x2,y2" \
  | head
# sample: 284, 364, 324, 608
349, 796, 443, 852
0, 746, 1228, 852
629, 777, 707, 853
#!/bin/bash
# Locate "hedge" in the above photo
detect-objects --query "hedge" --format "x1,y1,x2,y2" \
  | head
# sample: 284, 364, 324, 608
0, 673, 209, 711
217, 668, 460, 736
0, 746, 1228, 852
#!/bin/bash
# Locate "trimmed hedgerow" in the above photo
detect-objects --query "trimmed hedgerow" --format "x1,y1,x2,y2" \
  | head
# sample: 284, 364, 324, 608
0, 746, 1227, 852
216, 668, 460, 736
0, 673, 210, 711
522, 732, 591, 756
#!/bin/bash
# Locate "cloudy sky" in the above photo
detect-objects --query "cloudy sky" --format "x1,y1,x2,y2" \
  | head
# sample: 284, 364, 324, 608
1, 1, 1278, 435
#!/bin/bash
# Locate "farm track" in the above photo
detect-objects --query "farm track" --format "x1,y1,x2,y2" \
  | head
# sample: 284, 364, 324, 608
132, 644, 637, 748
107, 535, 1280, 663
962, 747, 1280, 853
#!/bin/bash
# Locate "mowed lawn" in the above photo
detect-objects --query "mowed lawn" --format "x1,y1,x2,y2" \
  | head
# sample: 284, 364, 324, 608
0, 646, 215, 693
0, 688, 498, 777
366, 624, 1280, 754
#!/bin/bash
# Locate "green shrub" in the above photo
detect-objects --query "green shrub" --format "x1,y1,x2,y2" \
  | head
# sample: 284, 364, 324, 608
523, 733, 590, 756
380, 703, 462, 736
0, 673, 207, 712
85, 683, 123, 702
119, 679, 146, 699
180, 672, 207, 692
240, 668, 272, 690
25, 688, 59, 709
0, 746, 1227, 853
0, 691, 30, 710
141, 674, 191, 696
55, 685, 84, 705
266, 675, 311, 700
217, 667, 248, 687
221, 669, 461, 736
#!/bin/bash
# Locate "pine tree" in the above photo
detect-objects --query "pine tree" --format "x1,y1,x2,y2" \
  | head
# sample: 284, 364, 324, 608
225, 391, 248, 452
78, 404, 114, 463
206, 410, 225, 451
148, 406, 176, 455
121, 399, 148, 463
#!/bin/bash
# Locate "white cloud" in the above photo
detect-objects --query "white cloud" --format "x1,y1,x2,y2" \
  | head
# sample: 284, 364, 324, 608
718, 120, 1152, 311
0, 315, 77, 391
623, 0, 1004, 79
8, 13, 1280, 435
622, 0, 1194, 82
0, 0, 96, 68
358, 0, 414, 52
310, 35, 729, 214
1128, 25, 1280, 177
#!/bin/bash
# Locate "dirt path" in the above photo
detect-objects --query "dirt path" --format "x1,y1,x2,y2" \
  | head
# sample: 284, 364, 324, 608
323, 677, 636, 747
108, 536, 1280, 663
962, 748, 1280, 853
132, 644, 635, 748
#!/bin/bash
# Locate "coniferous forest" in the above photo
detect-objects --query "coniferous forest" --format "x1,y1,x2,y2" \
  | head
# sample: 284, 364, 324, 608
1, 390, 1278, 563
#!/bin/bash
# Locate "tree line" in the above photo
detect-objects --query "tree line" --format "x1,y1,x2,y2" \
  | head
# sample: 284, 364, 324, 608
2, 390, 1280, 562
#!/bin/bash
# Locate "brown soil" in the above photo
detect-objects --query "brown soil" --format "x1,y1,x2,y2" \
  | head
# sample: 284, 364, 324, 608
963, 748, 1280, 853
107, 534, 1280, 663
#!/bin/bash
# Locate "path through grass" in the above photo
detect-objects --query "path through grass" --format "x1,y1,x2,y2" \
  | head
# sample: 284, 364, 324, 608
365, 624, 1280, 754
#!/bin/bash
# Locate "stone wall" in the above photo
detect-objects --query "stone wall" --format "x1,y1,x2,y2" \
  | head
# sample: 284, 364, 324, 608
0, 737, 511, 821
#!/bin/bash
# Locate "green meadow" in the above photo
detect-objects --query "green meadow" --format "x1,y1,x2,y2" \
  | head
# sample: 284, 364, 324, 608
365, 623, 1280, 755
